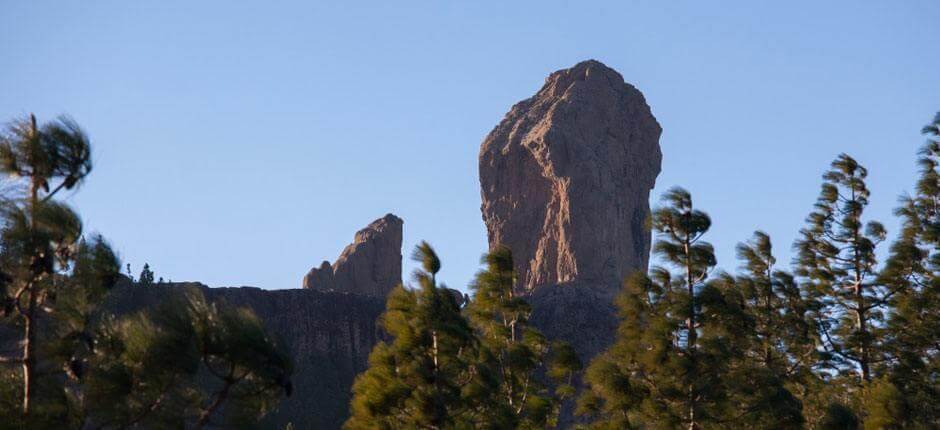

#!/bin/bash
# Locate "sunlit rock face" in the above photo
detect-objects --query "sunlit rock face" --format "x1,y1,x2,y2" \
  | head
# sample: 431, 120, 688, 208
479, 59, 662, 357
303, 214, 403, 298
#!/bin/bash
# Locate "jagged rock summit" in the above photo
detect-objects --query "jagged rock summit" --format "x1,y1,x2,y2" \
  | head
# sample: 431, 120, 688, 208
479, 59, 662, 298
303, 213, 403, 297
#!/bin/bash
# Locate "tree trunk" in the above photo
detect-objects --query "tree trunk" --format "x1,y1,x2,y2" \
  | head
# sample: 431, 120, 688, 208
21, 288, 36, 415
21, 114, 39, 416
855, 281, 871, 382
851, 179, 872, 383
684, 236, 698, 430
195, 380, 232, 429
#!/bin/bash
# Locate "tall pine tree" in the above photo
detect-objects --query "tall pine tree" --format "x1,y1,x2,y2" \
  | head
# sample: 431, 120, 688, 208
578, 187, 758, 429
726, 232, 810, 426
346, 242, 477, 429
466, 245, 580, 428
868, 113, 940, 427
794, 153, 888, 424
0, 114, 94, 419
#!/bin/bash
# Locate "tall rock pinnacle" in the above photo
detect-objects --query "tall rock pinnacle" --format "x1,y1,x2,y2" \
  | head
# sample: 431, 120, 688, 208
479, 59, 662, 297
303, 214, 404, 297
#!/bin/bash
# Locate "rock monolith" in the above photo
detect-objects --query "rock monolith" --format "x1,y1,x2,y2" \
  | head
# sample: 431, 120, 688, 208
479, 59, 662, 298
479, 59, 662, 357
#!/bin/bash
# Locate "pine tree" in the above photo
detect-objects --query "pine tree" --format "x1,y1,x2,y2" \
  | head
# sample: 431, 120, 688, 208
139, 263, 155, 285
794, 154, 887, 387
726, 232, 810, 426
0, 114, 93, 417
0, 114, 292, 428
345, 242, 477, 429
736, 231, 838, 428
736, 233, 807, 372
84, 287, 292, 428
868, 113, 940, 426
54, 235, 123, 424
188, 289, 293, 429
0, 233, 122, 428
466, 246, 580, 428
83, 291, 201, 428
578, 187, 758, 429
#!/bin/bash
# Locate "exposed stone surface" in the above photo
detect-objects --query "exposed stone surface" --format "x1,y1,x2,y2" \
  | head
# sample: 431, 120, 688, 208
89, 60, 662, 430
304, 260, 335, 291
303, 214, 403, 297
526, 282, 619, 359
479, 59, 662, 299
479, 59, 663, 427
105, 282, 385, 430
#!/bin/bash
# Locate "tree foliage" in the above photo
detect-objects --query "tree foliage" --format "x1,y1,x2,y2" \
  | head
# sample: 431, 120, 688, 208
346, 242, 477, 429
0, 114, 98, 421
863, 112, 940, 427
466, 246, 580, 429
577, 188, 787, 429
0, 114, 291, 429
794, 154, 887, 384
138, 263, 154, 286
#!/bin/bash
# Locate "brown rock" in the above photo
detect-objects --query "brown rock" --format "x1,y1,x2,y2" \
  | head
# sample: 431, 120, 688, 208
479, 59, 662, 298
303, 214, 403, 298
304, 260, 335, 291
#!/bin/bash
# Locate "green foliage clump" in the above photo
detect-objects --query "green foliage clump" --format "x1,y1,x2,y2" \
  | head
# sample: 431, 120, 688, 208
795, 153, 887, 386
0, 114, 104, 425
0, 114, 291, 429
466, 245, 580, 429
79, 287, 292, 429
347, 243, 580, 429
346, 242, 477, 429
864, 113, 940, 427
138, 263, 154, 285
577, 188, 793, 428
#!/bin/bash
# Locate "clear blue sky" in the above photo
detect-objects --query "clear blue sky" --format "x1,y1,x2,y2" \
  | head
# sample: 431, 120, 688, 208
2, 2, 938, 293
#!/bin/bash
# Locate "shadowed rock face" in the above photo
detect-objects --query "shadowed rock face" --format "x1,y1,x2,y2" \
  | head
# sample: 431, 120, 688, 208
479, 60, 662, 361
303, 214, 403, 298
479, 59, 662, 299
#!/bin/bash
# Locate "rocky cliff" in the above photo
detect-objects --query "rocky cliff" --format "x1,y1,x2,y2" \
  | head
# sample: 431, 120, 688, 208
303, 214, 403, 298
479, 59, 662, 357
102, 61, 661, 429
105, 215, 404, 429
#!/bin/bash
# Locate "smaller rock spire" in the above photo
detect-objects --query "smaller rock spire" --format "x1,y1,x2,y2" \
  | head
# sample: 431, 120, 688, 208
303, 213, 403, 297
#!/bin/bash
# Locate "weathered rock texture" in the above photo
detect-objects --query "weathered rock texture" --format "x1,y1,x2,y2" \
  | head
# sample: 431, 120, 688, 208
479, 59, 662, 299
303, 214, 403, 297
105, 282, 385, 430
479, 59, 662, 363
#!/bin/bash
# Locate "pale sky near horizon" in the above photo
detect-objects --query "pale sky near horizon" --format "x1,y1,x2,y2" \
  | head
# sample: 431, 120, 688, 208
2, 1, 939, 293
